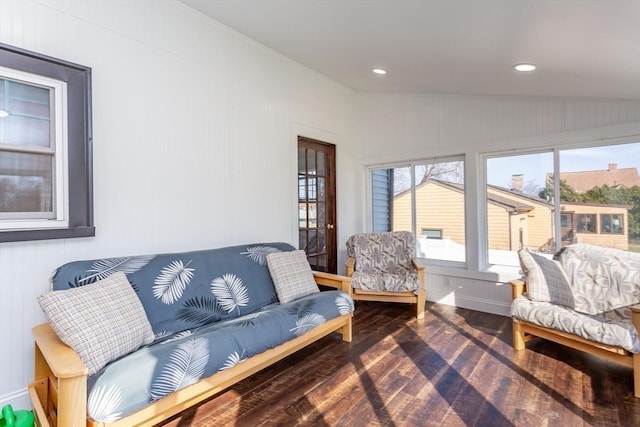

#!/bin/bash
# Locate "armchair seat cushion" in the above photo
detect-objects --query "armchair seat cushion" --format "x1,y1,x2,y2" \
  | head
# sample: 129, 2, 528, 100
511, 295, 640, 354
351, 271, 420, 292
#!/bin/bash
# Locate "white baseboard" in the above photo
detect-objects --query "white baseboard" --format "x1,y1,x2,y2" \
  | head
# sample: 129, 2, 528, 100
428, 292, 511, 316
0, 388, 31, 411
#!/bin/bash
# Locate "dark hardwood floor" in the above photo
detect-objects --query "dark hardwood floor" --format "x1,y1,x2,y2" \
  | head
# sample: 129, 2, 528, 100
161, 302, 640, 427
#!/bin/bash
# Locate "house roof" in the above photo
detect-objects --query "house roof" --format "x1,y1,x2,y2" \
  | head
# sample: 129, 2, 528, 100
403, 179, 536, 213
549, 164, 640, 193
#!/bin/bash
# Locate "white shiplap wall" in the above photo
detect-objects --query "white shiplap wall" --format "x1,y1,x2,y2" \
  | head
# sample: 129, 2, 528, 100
0, 0, 358, 408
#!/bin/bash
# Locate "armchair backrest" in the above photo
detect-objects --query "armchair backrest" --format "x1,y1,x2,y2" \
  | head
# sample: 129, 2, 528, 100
346, 231, 415, 274
558, 243, 640, 314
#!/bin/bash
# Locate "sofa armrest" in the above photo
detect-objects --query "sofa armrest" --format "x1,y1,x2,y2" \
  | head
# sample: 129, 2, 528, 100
313, 271, 352, 295
412, 257, 425, 285
345, 257, 355, 277
510, 279, 526, 300
32, 323, 88, 427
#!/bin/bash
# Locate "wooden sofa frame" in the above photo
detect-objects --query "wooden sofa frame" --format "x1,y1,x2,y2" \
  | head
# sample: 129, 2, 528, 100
346, 257, 425, 319
511, 279, 640, 397
29, 272, 353, 427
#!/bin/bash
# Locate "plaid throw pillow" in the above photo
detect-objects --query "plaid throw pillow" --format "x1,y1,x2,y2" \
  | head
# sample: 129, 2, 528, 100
266, 250, 319, 303
518, 249, 575, 308
37, 271, 155, 375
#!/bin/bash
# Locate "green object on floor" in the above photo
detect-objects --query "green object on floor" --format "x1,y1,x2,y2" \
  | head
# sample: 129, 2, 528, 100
0, 405, 34, 427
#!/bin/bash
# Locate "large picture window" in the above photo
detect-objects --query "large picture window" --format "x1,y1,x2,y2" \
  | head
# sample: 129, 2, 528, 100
370, 158, 465, 264
0, 43, 93, 242
485, 142, 639, 266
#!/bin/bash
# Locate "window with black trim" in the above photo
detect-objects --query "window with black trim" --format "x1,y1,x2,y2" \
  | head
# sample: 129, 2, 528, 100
0, 43, 93, 242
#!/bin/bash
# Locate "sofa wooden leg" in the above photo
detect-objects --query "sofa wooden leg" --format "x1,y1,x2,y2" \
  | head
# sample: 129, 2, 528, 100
341, 318, 353, 342
512, 321, 526, 351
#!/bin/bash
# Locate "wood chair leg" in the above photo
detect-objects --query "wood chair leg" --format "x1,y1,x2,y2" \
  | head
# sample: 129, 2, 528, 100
512, 321, 526, 351
416, 291, 426, 320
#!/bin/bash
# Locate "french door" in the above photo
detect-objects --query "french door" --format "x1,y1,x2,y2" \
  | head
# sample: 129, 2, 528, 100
298, 137, 337, 273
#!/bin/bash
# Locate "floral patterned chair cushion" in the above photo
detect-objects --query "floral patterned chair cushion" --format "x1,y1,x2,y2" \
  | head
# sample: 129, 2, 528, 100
346, 231, 420, 292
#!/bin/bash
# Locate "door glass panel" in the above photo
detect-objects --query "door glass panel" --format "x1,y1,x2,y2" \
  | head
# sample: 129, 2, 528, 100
307, 177, 317, 200
298, 203, 307, 228
318, 229, 326, 253
317, 151, 325, 175
317, 202, 326, 229
307, 229, 317, 254
298, 175, 306, 199
318, 177, 325, 201
307, 150, 316, 175
307, 202, 317, 228
298, 148, 306, 173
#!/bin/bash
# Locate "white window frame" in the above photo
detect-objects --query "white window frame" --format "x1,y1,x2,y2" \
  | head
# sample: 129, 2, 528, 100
481, 135, 640, 271
0, 66, 69, 230
366, 154, 467, 268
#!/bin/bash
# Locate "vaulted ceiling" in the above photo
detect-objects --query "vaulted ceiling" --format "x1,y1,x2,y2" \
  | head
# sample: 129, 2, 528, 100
180, 0, 640, 99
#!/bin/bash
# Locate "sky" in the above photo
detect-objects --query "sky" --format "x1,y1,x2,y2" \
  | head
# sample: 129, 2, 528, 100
486, 141, 640, 194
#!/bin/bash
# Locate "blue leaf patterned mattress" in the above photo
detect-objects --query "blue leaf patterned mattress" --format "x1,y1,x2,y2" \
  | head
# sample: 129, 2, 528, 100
86, 290, 352, 422
48, 242, 354, 422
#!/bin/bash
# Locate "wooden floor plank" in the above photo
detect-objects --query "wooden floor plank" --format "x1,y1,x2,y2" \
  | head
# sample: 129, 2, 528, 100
160, 301, 640, 427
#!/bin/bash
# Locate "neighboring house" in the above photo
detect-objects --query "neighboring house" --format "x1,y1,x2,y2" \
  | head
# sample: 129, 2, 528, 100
549, 163, 640, 192
560, 202, 630, 250
393, 179, 630, 253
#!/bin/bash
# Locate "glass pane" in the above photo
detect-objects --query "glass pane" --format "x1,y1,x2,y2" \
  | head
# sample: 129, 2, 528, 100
0, 79, 51, 147
307, 150, 316, 175
317, 151, 325, 175
297, 148, 306, 174
298, 203, 307, 228
0, 150, 53, 213
5, 115, 50, 147
299, 229, 306, 251
318, 177, 325, 201
576, 214, 596, 233
486, 152, 554, 266
317, 202, 326, 229
307, 177, 317, 200
298, 175, 306, 200
307, 230, 317, 254
414, 160, 465, 262
560, 142, 639, 251
317, 228, 326, 253
390, 166, 412, 233
307, 202, 317, 228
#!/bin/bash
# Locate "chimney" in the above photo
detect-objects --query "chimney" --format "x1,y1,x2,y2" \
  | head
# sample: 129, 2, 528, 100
511, 174, 523, 192
608, 163, 618, 171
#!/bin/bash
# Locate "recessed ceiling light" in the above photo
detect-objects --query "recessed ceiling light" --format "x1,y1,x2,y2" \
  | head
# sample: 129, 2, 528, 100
0, 110, 9, 118
513, 63, 537, 72
372, 68, 387, 75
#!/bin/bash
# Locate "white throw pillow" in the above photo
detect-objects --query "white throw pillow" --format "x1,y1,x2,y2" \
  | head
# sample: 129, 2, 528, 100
266, 250, 320, 303
37, 271, 155, 375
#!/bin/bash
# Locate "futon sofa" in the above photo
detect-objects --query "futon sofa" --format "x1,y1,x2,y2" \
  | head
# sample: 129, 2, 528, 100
30, 242, 354, 426
511, 243, 640, 396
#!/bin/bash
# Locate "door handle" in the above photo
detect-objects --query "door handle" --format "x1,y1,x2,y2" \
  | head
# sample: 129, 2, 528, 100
326, 224, 334, 230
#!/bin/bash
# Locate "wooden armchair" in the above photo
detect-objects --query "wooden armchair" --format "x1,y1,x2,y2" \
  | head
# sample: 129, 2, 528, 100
345, 232, 426, 319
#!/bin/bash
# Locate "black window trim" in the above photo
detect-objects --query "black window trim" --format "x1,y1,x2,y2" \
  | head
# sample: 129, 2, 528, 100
0, 43, 93, 243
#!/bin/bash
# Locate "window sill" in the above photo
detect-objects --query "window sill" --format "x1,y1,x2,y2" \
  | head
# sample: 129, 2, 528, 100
0, 226, 95, 243
422, 261, 522, 284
